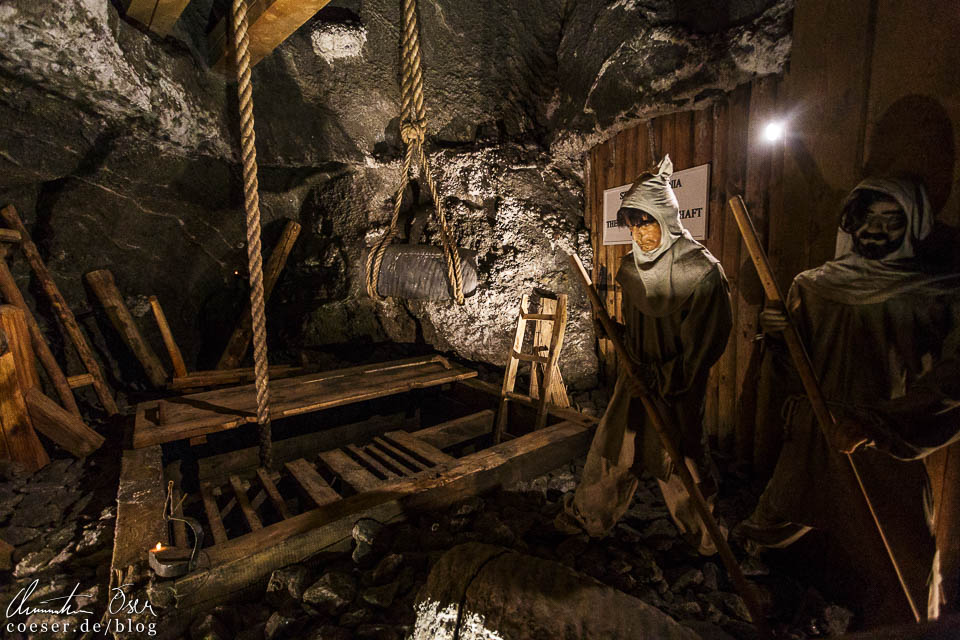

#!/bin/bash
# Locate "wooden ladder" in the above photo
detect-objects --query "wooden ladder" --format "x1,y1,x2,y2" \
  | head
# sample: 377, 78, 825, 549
495, 292, 568, 443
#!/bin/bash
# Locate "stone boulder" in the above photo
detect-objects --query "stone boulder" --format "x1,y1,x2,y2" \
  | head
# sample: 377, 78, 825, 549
412, 542, 701, 640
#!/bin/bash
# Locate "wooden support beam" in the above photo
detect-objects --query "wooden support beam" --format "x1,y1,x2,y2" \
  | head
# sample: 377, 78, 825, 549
149, 296, 187, 379
229, 475, 263, 531
166, 420, 592, 610
122, 0, 193, 37
1, 206, 117, 414
208, 2, 334, 71
285, 459, 339, 508
200, 482, 229, 545
256, 468, 292, 520
111, 446, 166, 574
85, 270, 168, 388
384, 430, 456, 467
0, 261, 80, 415
410, 410, 494, 450
0, 229, 20, 245
25, 388, 104, 458
345, 444, 400, 480
217, 220, 301, 370
317, 448, 383, 493
0, 334, 48, 472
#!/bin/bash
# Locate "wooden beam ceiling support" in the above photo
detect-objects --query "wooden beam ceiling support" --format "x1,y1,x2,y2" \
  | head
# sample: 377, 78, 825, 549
208, 0, 335, 71
123, 0, 193, 37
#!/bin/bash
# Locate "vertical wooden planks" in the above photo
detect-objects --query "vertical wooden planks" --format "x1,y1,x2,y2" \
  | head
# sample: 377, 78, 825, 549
735, 76, 777, 465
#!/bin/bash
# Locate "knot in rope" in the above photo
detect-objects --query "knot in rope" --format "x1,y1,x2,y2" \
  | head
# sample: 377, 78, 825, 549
400, 120, 427, 145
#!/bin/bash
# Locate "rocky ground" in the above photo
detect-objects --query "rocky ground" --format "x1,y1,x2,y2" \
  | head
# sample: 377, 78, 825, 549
0, 441, 853, 640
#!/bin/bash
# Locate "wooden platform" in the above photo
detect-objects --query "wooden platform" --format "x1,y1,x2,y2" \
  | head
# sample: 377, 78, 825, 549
155, 411, 594, 610
133, 356, 476, 448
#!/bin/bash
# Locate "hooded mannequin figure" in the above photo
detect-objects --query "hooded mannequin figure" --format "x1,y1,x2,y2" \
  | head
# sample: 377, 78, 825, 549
737, 176, 960, 624
557, 156, 733, 555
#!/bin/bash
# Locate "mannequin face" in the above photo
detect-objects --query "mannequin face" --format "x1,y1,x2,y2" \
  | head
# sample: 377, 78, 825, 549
851, 199, 907, 259
622, 208, 662, 251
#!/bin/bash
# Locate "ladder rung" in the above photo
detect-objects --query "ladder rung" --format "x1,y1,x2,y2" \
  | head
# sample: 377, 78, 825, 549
512, 350, 550, 365
67, 373, 95, 388
520, 312, 556, 321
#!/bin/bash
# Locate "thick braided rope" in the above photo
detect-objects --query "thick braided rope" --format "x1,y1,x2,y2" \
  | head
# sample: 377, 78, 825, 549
366, 0, 465, 304
231, 0, 272, 469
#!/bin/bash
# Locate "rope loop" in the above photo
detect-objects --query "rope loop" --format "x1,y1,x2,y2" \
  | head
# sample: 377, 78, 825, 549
366, 0, 465, 306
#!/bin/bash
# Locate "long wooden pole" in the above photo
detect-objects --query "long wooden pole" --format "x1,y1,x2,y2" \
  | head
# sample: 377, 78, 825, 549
0, 206, 118, 415
727, 194, 921, 622
566, 251, 771, 639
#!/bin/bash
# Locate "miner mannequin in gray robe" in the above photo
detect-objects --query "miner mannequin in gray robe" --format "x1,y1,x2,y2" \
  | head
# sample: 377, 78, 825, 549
738, 176, 960, 623
558, 156, 732, 554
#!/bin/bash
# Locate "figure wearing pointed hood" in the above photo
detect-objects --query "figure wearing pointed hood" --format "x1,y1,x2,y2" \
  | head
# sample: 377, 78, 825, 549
738, 177, 960, 623
558, 156, 733, 554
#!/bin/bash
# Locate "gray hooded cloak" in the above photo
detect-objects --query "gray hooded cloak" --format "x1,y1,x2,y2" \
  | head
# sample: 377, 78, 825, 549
560, 156, 732, 551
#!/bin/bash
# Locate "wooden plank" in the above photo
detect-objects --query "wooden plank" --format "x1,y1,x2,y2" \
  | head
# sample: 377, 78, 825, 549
0, 347, 48, 472
229, 475, 263, 531
166, 420, 592, 610
412, 410, 494, 450
85, 269, 168, 388
317, 448, 383, 493
197, 411, 418, 484
345, 444, 400, 480
370, 438, 424, 473
217, 220, 301, 369
285, 459, 339, 507
0, 261, 79, 415
0, 305, 39, 392
170, 364, 304, 390
111, 446, 166, 573
209, 1, 334, 70
1, 206, 117, 415
528, 298, 570, 408
133, 355, 475, 447
149, 296, 187, 379
200, 482, 229, 545
256, 467, 293, 519
0, 229, 20, 245
384, 430, 456, 466
25, 388, 104, 457
535, 294, 567, 430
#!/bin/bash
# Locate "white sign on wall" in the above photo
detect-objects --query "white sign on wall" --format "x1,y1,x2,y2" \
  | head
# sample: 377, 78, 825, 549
602, 163, 711, 245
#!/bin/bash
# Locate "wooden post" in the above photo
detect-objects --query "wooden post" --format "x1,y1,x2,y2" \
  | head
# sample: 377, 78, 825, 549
0, 205, 117, 415
84, 269, 168, 388
0, 323, 49, 472
217, 220, 300, 370
566, 251, 771, 639
25, 388, 104, 458
149, 296, 188, 378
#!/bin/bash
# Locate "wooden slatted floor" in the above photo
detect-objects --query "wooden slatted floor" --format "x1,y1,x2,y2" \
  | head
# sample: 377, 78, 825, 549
133, 356, 476, 448
187, 410, 498, 546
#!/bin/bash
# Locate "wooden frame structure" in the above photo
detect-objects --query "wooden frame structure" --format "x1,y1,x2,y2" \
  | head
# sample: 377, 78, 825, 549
113, 361, 597, 613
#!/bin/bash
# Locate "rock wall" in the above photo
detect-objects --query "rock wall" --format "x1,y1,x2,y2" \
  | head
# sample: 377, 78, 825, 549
0, 0, 793, 395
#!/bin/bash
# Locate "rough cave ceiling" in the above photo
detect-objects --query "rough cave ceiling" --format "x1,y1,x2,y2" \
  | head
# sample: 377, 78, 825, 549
0, 0, 792, 392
